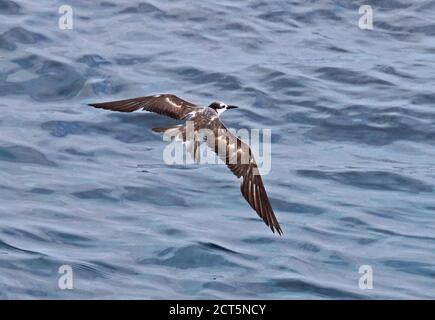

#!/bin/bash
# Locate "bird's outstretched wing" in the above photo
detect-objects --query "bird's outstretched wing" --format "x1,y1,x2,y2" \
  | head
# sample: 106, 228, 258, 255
88, 94, 199, 120
205, 118, 283, 235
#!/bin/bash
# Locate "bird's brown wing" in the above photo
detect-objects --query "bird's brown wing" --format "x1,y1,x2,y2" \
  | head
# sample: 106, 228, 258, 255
205, 119, 283, 235
88, 94, 199, 120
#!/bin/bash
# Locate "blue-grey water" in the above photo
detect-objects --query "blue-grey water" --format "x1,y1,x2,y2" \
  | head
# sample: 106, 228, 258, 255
1, 0, 435, 299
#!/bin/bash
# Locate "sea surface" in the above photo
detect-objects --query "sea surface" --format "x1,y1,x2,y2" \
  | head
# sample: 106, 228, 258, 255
1, 0, 435, 299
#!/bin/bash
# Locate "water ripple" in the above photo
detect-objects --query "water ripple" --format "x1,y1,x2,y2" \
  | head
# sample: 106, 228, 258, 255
297, 170, 433, 193
1, 0, 434, 299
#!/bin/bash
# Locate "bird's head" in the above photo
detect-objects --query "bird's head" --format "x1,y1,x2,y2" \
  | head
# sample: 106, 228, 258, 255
208, 101, 238, 115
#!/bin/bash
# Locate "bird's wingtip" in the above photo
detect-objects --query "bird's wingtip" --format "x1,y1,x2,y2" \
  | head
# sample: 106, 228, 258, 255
272, 225, 283, 236
88, 103, 107, 109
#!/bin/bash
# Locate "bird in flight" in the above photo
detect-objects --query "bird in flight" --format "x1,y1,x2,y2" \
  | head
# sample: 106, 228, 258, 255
88, 94, 282, 235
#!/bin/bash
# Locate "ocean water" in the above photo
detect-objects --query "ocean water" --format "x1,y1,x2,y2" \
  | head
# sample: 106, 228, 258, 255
1, 0, 435, 299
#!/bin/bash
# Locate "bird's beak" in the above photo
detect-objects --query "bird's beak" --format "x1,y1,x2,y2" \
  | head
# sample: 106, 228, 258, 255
227, 105, 238, 109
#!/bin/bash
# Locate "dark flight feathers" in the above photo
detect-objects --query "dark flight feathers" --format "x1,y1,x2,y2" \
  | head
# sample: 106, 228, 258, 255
89, 94, 282, 235
206, 120, 282, 235
88, 94, 197, 120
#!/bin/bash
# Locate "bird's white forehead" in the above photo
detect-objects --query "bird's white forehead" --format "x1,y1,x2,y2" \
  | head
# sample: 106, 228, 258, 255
216, 101, 227, 107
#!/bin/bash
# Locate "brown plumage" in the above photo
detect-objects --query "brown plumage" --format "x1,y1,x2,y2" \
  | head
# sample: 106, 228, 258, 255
205, 119, 282, 235
88, 94, 197, 120
89, 94, 282, 235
